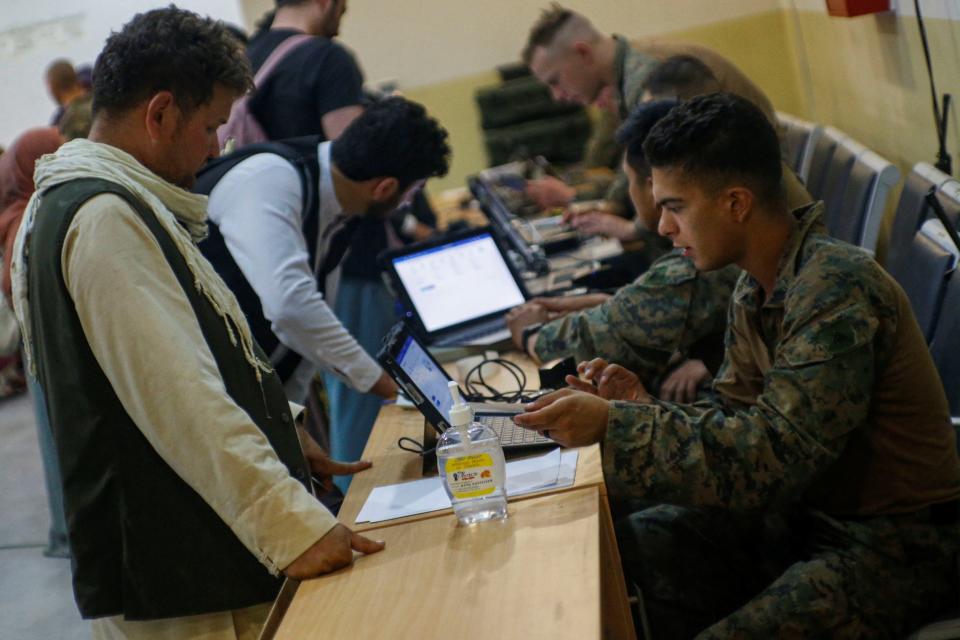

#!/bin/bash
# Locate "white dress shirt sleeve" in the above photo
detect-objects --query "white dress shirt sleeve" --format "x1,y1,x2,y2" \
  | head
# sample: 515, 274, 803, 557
207, 154, 383, 393
61, 194, 339, 574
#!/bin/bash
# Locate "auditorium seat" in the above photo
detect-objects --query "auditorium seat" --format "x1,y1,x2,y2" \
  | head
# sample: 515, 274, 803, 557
886, 163, 954, 274
807, 128, 899, 253
889, 219, 959, 342
777, 111, 822, 184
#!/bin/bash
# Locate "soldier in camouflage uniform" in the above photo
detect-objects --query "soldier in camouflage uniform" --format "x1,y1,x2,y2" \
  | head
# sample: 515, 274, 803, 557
521, 5, 779, 259
515, 94, 960, 638
506, 100, 739, 400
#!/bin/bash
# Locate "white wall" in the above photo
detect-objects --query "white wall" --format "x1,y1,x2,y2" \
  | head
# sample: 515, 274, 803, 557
0, 0, 244, 147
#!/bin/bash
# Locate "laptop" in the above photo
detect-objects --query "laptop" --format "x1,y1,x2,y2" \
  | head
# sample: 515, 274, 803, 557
380, 226, 530, 347
469, 176, 582, 269
378, 321, 553, 452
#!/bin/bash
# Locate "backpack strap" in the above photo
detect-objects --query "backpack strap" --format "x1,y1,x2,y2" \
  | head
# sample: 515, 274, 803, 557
252, 33, 313, 88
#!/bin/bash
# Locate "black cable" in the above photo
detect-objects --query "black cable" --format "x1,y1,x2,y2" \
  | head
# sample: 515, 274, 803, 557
915, 0, 953, 175
463, 357, 541, 403
397, 436, 436, 456
396, 357, 543, 455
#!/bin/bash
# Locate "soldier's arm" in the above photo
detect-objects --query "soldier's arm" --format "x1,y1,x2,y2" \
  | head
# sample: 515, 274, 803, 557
601, 300, 876, 510
534, 282, 679, 384
536, 259, 730, 386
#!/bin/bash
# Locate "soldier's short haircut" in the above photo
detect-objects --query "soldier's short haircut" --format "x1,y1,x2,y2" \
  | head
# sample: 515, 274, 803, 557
643, 93, 784, 206
642, 55, 722, 101
46, 59, 78, 93
521, 4, 598, 65
615, 99, 679, 178
92, 6, 253, 118
331, 96, 451, 191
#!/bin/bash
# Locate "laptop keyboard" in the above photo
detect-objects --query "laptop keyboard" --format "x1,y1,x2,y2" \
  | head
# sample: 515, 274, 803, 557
481, 414, 553, 447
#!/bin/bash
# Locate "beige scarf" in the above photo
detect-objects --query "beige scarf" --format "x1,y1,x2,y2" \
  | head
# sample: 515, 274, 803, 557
12, 138, 271, 380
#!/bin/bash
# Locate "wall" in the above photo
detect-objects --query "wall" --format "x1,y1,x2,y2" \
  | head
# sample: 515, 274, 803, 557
783, 0, 960, 172
403, 7, 805, 191
781, 0, 960, 256
233, 1, 794, 191
346, 1, 802, 191
0, 0, 245, 148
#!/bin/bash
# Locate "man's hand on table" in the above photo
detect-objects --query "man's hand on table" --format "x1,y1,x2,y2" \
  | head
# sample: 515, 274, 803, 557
283, 524, 385, 580
505, 302, 549, 353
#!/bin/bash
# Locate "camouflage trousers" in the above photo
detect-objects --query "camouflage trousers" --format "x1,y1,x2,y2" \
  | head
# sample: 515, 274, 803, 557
615, 503, 960, 639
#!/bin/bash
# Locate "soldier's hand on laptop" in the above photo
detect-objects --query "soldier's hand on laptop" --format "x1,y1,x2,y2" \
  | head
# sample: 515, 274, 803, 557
283, 524, 385, 580
526, 176, 576, 209
512, 388, 609, 448
567, 210, 637, 241
567, 358, 651, 402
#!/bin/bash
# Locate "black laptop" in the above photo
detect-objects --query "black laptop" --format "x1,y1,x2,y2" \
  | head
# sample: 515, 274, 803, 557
380, 226, 530, 347
378, 321, 553, 452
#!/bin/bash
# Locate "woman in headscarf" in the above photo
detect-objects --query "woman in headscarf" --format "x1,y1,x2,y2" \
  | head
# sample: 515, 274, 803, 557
0, 126, 65, 300
0, 127, 67, 556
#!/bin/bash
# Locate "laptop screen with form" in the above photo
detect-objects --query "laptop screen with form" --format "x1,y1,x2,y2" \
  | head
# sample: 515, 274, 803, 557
396, 333, 453, 421
391, 233, 526, 333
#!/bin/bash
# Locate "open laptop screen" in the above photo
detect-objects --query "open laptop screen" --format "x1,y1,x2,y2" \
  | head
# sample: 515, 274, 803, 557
391, 233, 526, 333
395, 333, 453, 421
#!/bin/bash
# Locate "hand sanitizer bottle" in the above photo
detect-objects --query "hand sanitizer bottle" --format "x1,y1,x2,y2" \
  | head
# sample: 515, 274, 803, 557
437, 381, 508, 524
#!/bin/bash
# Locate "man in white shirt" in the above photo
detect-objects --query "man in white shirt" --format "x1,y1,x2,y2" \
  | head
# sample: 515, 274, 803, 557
197, 97, 450, 408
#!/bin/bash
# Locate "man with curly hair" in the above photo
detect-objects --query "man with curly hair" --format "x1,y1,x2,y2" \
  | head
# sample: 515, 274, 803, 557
12, 7, 385, 638
196, 96, 450, 440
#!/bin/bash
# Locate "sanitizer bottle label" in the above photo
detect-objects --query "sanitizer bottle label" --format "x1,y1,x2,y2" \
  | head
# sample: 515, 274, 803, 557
445, 453, 497, 499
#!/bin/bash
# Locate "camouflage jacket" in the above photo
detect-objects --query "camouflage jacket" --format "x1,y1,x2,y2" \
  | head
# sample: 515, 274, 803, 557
535, 251, 740, 386
611, 35, 659, 120
603, 203, 960, 515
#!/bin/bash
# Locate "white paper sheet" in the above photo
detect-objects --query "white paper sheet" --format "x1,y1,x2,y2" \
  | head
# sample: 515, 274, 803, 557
355, 448, 580, 524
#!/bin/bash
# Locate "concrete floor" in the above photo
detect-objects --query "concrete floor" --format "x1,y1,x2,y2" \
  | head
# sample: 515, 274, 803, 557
0, 391, 90, 640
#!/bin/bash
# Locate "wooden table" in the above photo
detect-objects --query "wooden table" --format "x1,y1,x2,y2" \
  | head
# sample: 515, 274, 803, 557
268, 353, 636, 639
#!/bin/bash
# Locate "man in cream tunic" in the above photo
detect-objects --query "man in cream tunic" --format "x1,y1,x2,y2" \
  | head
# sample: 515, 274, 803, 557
12, 8, 382, 639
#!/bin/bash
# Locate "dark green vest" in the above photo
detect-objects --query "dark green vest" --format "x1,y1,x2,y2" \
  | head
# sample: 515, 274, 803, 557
27, 178, 311, 620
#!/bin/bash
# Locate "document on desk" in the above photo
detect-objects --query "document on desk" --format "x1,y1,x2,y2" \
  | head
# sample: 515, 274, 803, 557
355, 447, 579, 524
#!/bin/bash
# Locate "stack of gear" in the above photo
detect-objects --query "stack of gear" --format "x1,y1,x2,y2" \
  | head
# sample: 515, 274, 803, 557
475, 63, 592, 166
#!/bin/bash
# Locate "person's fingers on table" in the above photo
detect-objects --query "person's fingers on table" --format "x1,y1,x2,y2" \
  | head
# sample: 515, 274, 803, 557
323, 458, 373, 476
350, 531, 386, 556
